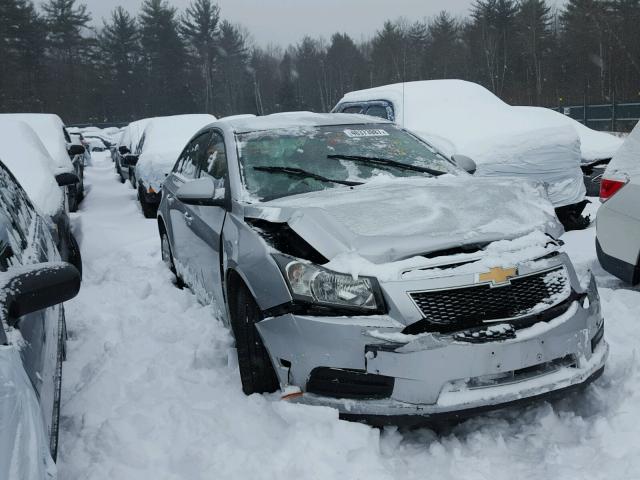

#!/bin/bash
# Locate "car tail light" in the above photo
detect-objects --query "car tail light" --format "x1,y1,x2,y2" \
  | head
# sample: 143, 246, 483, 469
600, 178, 627, 202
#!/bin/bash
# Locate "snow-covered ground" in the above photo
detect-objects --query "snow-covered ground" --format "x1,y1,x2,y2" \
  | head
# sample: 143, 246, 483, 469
58, 152, 640, 479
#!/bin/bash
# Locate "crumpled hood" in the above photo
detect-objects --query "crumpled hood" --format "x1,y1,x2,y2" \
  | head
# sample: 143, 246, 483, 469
246, 176, 563, 264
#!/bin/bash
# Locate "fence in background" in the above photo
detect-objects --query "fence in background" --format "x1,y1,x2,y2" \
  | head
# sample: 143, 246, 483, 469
553, 100, 640, 132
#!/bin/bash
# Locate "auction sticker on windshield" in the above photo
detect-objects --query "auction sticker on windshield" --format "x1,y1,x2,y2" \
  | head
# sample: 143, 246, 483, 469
344, 129, 390, 138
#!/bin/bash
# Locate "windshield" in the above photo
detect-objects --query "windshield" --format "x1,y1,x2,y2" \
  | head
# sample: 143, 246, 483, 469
236, 124, 459, 201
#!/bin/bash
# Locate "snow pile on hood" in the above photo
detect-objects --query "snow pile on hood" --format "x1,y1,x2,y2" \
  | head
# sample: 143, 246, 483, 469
512, 106, 623, 163
135, 114, 216, 190
603, 120, 640, 181
256, 175, 562, 264
0, 113, 74, 174
338, 80, 586, 207
0, 120, 63, 216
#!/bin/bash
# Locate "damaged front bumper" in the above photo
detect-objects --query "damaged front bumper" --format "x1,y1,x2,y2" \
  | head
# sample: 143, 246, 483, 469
257, 272, 607, 424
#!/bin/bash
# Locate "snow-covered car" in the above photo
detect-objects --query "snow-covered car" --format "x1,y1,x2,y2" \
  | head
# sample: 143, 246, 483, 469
125, 114, 216, 218
333, 80, 591, 229
596, 121, 640, 284
0, 113, 86, 212
115, 118, 153, 184
511, 106, 623, 195
0, 157, 81, 479
0, 120, 82, 274
158, 112, 607, 424
69, 131, 92, 168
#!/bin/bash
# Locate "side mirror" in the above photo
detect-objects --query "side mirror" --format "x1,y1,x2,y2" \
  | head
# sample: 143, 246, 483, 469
452, 154, 477, 175
122, 154, 139, 167
118, 145, 130, 155
2, 262, 81, 328
68, 144, 86, 156
55, 171, 80, 187
176, 177, 224, 207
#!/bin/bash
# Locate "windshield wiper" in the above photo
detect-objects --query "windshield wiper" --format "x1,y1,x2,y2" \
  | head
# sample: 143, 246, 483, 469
253, 166, 363, 186
327, 154, 446, 177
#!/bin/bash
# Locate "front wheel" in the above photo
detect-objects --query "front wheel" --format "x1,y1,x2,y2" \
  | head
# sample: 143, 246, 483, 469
139, 192, 158, 219
230, 282, 279, 395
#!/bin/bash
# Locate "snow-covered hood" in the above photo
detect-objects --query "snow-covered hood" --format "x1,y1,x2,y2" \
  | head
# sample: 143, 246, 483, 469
247, 176, 563, 264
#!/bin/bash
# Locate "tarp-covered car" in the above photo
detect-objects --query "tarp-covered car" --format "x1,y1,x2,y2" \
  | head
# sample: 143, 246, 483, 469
333, 80, 593, 229
157, 112, 607, 425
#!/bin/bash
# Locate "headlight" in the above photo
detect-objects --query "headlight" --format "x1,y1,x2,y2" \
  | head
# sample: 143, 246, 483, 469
273, 255, 384, 313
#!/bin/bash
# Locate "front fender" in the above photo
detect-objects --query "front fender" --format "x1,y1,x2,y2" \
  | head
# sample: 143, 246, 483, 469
222, 213, 292, 313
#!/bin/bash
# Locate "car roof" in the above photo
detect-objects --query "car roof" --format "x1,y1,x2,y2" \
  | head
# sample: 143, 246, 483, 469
214, 112, 391, 134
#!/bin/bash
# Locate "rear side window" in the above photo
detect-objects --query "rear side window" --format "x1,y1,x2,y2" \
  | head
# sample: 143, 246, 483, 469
0, 164, 36, 271
174, 131, 213, 180
341, 105, 364, 114
365, 105, 391, 120
135, 133, 146, 155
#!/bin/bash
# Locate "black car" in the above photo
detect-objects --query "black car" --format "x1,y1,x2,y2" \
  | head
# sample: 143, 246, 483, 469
0, 158, 81, 475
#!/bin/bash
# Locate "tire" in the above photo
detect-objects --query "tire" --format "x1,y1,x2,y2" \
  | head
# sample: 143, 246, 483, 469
129, 169, 137, 189
139, 192, 158, 219
161, 231, 184, 288
230, 282, 279, 395
68, 187, 78, 213
68, 233, 83, 279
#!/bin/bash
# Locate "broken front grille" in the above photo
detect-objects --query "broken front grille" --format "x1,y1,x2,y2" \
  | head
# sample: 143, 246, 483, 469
406, 267, 570, 333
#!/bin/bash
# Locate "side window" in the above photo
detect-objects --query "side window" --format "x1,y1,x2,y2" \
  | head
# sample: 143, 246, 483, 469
200, 132, 228, 181
174, 131, 212, 180
0, 164, 36, 271
341, 105, 364, 114
365, 105, 391, 120
135, 133, 146, 155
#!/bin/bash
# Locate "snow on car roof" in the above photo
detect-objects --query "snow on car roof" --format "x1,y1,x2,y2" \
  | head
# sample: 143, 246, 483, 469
0, 113, 74, 173
604, 120, 640, 180
0, 119, 63, 216
120, 117, 154, 149
218, 112, 390, 134
511, 106, 623, 162
135, 114, 217, 190
337, 80, 586, 208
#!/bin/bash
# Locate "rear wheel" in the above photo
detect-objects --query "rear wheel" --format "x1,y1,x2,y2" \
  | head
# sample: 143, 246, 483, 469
229, 282, 279, 395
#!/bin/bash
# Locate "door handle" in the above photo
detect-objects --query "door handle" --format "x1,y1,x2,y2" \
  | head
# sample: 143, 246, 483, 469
167, 193, 175, 204
184, 212, 193, 223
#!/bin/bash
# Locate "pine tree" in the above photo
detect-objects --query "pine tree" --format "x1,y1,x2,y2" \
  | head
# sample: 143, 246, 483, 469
181, 0, 220, 113
325, 33, 367, 106
139, 0, 189, 116
214, 21, 249, 115
100, 7, 142, 119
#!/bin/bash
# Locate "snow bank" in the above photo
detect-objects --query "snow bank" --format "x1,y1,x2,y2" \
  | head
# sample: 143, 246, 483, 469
0, 120, 63, 216
0, 113, 74, 174
60, 150, 640, 480
135, 114, 216, 190
338, 80, 586, 207
512, 106, 623, 163
603, 120, 640, 180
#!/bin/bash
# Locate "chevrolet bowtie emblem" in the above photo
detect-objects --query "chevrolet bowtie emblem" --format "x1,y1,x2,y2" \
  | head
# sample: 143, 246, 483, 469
479, 267, 517, 286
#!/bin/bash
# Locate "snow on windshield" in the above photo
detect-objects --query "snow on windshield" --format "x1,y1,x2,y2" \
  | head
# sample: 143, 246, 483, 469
0, 120, 63, 216
237, 124, 459, 201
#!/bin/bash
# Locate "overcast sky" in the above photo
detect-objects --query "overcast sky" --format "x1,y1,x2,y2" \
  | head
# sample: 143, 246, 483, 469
44, 0, 481, 46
